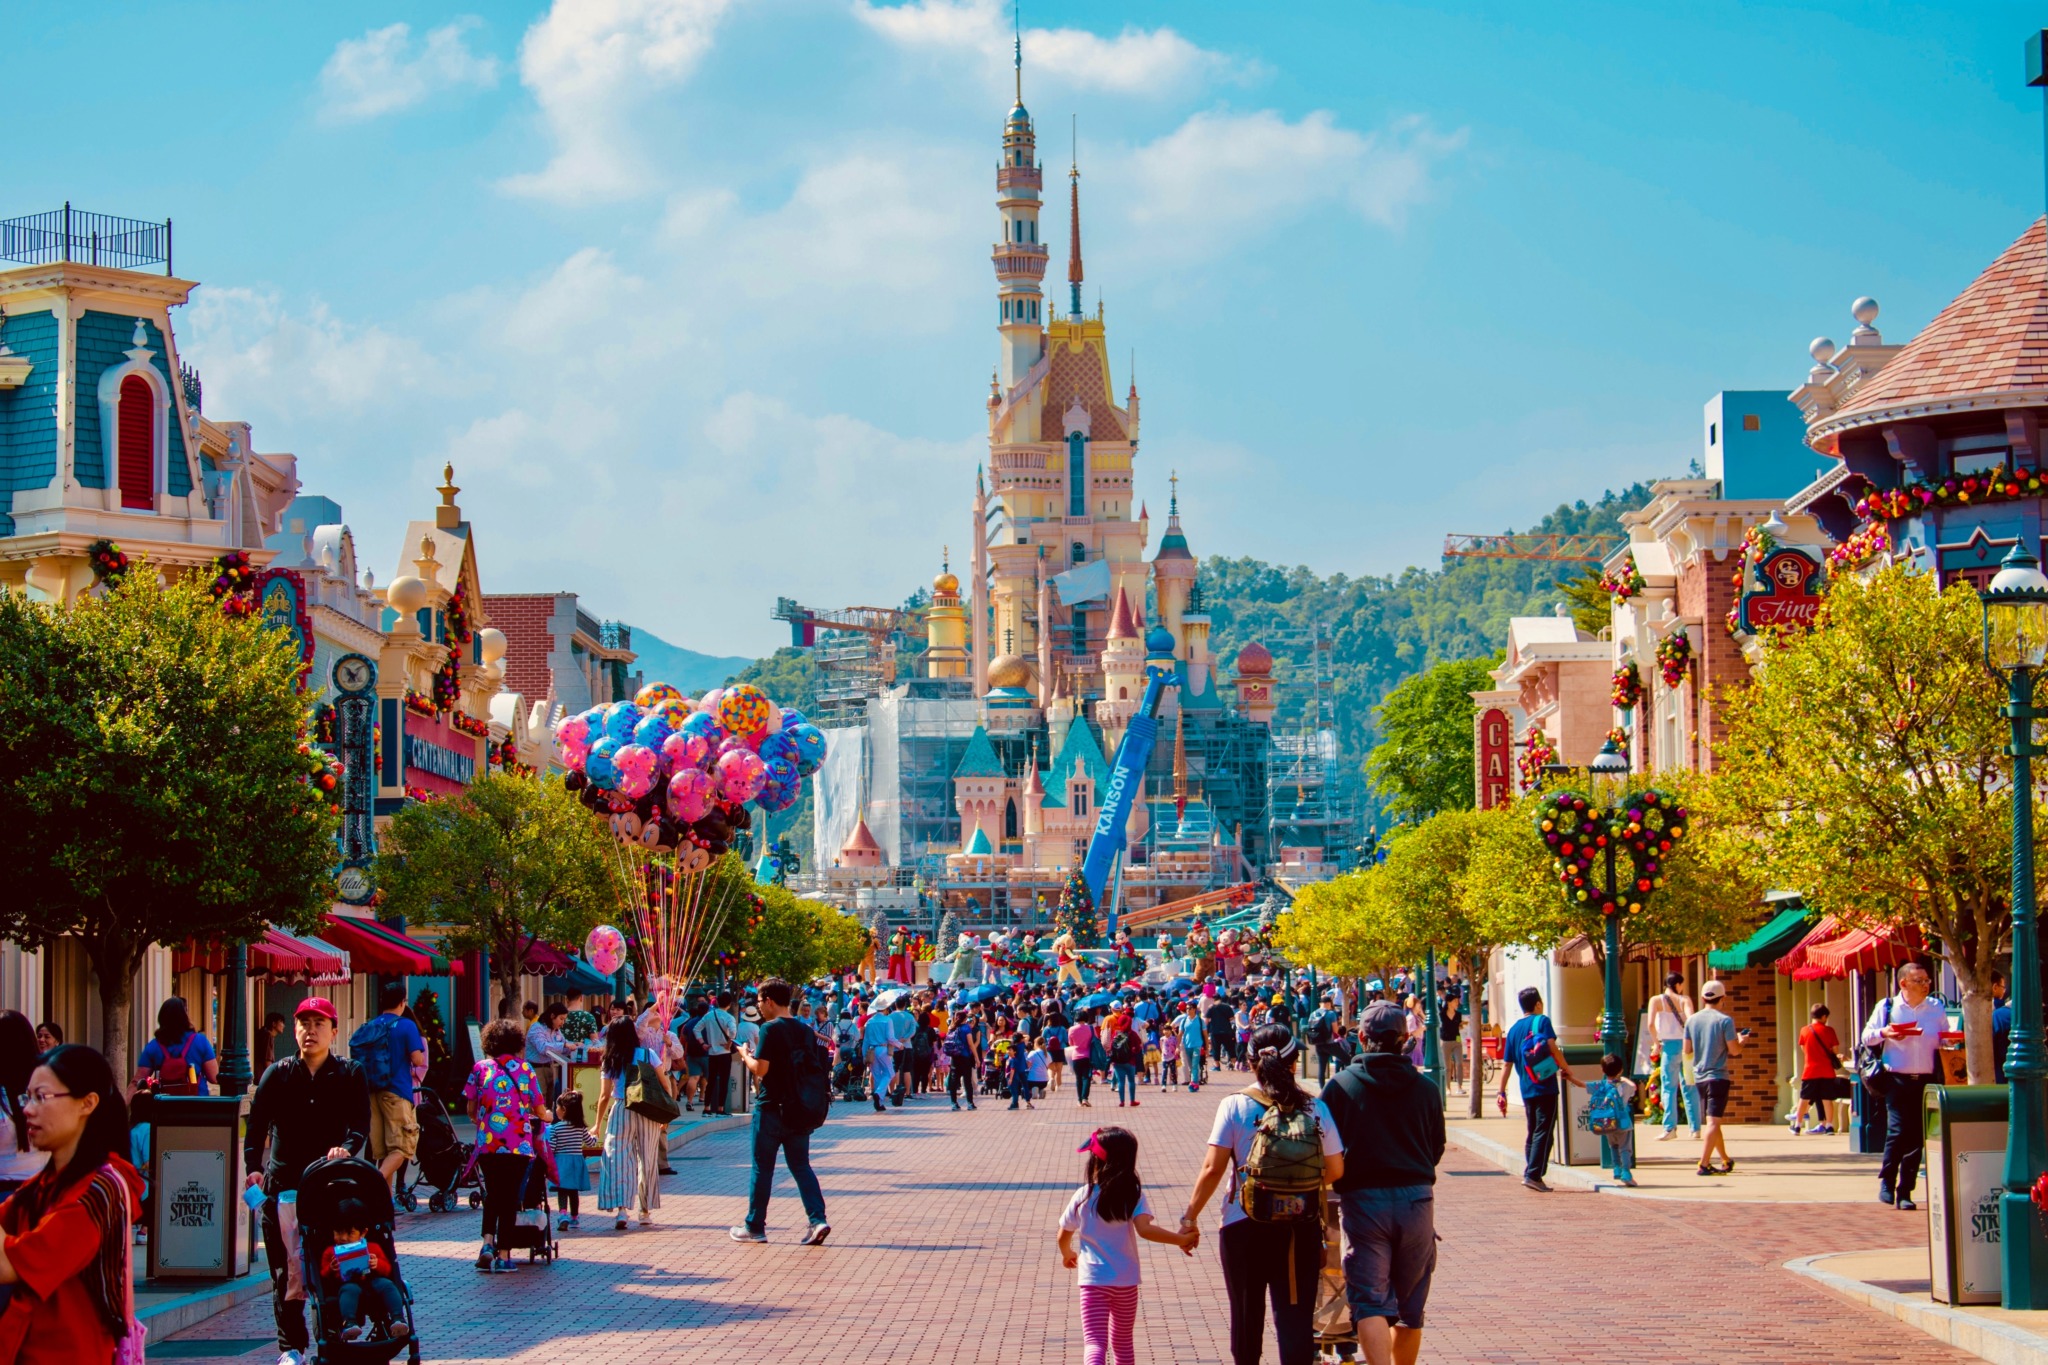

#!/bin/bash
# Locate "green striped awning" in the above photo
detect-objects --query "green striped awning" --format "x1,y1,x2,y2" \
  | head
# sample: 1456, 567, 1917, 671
1705, 906, 1812, 970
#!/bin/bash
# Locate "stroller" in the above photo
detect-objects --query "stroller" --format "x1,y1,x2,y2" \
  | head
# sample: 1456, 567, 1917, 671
490, 1148, 560, 1265
1313, 1193, 1359, 1362
833, 1048, 870, 1102
296, 1156, 422, 1365
403, 1086, 482, 1214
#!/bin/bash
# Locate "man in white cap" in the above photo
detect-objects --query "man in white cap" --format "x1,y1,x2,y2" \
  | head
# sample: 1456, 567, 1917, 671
1685, 979, 1748, 1178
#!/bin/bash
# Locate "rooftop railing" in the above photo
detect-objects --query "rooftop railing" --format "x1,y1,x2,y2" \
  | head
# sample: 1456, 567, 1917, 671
0, 205, 173, 274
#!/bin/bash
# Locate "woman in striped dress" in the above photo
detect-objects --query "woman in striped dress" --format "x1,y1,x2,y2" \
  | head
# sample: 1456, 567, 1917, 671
594, 1019, 666, 1230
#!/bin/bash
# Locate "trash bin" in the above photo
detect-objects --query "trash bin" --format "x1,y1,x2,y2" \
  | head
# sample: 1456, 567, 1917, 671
1926, 1084, 2007, 1306
1557, 1043, 1606, 1167
147, 1095, 252, 1281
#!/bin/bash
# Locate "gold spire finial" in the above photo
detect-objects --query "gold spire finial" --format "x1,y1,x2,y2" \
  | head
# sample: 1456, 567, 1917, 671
1014, 0, 1022, 103
436, 463, 464, 529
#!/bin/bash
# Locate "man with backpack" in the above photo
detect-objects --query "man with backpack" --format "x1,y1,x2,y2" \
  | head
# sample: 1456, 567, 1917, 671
1322, 1001, 1446, 1365
730, 977, 831, 1246
349, 982, 427, 1197
1496, 986, 1577, 1192
1307, 997, 1341, 1082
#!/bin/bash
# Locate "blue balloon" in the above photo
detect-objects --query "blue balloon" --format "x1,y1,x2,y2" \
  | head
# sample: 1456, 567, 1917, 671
603, 702, 643, 744
586, 736, 623, 788
759, 731, 798, 766
778, 708, 807, 728
633, 711, 677, 749
790, 723, 827, 768
764, 756, 799, 786
679, 711, 721, 742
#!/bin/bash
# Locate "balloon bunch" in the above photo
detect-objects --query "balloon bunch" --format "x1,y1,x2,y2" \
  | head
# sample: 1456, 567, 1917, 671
553, 680, 827, 859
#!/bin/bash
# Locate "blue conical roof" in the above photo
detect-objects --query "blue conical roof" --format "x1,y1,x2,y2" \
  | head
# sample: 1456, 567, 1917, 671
953, 725, 1006, 779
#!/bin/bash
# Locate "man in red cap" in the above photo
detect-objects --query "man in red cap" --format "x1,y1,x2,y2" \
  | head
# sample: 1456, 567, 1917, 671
244, 997, 373, 1365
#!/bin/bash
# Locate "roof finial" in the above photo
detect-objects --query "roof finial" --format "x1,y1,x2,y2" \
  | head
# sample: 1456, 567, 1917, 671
1068, 117, 1084, 318
943, 544, 951, 574
1014, 0, 1022, 104
1169, 469, 1179, 516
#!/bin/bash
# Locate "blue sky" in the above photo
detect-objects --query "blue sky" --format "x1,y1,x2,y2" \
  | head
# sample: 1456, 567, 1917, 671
12, 2, 2047, 654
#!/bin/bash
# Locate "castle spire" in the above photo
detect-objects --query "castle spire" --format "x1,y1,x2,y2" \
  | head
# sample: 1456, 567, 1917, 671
1067, 119, 1084, 319
1013, 0, 1022, 104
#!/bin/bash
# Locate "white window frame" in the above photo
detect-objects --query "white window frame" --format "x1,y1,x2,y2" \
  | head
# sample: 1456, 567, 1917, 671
96, 325, 171, 515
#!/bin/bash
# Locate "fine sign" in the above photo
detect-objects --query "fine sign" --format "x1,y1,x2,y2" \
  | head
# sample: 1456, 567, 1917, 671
1738, 547, 1825, 634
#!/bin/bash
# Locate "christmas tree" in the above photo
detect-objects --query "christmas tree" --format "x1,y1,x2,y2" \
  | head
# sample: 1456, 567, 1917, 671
412, 987, 460, 1099
1055, 865, 1099, 948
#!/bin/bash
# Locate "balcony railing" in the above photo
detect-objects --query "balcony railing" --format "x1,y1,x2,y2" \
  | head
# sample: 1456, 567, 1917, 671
0, 205, 173, 275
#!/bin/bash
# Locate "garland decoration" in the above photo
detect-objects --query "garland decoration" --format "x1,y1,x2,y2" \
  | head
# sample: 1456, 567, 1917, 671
1606, 725, 1630, 752
208, 552, 257, 618
1517, 726, 1558, 789
431, 648, 462, 711
1852, 467, 2044, 524
1654, 629, 1692, 687
1828, 521, 1890, 573
450, 710, 491, 738
1611, 659, 1644, 711
87, 539, 130, 585
443, 581, 474, 646
1600, 554, 1646, 602
297, 741, 343, 817
1533, 787, 1688, 916
403, 690, 438, 720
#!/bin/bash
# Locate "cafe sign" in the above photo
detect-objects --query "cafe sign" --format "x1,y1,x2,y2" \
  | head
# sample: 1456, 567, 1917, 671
1475, 707, 1512, 810
1738, 546, 1826, 634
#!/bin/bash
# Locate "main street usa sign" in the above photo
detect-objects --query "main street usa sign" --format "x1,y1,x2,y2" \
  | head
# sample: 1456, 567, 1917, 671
1738, 546, 1826, 634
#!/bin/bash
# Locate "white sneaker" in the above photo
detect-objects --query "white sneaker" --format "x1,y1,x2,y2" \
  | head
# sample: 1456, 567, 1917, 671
278, 1352, 306, 1365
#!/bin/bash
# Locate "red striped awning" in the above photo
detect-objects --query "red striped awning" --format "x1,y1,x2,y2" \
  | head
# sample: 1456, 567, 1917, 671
173, 930, 348, 983
1777, 916, 1852, 979
1803, 923, 1925, 979
321, 914, 433, 975
522, 940, 573, 974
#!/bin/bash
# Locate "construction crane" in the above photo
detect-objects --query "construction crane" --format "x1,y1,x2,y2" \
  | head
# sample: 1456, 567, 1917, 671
1441, 533, 1624, 563
1118, 882, 1258, 933
771, 598, 913, 725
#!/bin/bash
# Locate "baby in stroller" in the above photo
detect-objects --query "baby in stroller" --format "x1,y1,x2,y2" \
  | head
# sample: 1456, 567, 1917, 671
321, 1198, 411, 1344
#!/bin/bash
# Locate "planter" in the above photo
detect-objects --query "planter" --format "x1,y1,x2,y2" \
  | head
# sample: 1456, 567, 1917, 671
913, 961, 930, 984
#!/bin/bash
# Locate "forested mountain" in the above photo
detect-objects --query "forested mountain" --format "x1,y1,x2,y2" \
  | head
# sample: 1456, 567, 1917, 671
720, 480, 1658, 850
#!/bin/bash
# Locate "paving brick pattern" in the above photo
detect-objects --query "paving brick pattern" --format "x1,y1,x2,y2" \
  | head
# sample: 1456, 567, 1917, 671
157, 1075, 1979, 1363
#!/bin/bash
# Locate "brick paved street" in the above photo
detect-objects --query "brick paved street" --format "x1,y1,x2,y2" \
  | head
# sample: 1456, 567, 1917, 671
157, 1076, 1981, 1364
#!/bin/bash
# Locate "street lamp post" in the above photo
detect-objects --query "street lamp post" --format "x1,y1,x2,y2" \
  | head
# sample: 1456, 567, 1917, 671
217, 940, 252, 1098
1980, 540, 2048, 1308
1421, 946, 1443, 1097
1588, 740, 1633, 1067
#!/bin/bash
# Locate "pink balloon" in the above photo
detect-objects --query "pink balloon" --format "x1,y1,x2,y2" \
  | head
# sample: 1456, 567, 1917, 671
557, 714, 593, 747
697, 688, 724, 715
667, 767, 716, 822
614, 743, 659, 800
715, 748, 767, 804
765, 707, 786, 735
558, 735, 591, 772
661, 731, 710, 774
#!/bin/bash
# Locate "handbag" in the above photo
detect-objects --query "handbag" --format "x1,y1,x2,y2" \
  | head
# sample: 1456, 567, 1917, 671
1855, 999, 1893, 1086
625, 1059, 682, 1125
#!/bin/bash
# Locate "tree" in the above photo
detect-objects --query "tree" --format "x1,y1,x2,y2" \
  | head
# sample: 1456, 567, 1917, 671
375, 773, 616, 1012
0, 567, 339, 1077
731, 881, 872, 983
1054, 866, 1098, 947
1714, 566, 2025, 1082
1364, 658, 1501, 822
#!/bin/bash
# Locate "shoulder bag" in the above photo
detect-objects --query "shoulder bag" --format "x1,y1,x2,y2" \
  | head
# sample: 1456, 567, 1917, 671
626, 1052, 683, 1125
1855, 998, 1893, 1087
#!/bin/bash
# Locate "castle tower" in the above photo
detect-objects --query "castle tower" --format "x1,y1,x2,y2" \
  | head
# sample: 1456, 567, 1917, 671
839, 815, 886, 869
993, 32, 1047, 391
970, 467, 990, 694
925, 553, 968, 678
1094, 584, 1145, 743
1181, 574, 1214, 703
1153, 472, 1196, 659
1231, 641, 1277, 724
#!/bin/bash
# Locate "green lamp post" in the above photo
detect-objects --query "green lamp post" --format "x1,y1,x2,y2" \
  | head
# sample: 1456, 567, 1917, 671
1980, 539, 2048, 1309
1587, 739, 1634, 1066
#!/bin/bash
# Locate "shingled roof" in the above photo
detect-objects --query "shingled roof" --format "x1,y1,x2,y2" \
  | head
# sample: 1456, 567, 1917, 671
1816, 217, 2048, 438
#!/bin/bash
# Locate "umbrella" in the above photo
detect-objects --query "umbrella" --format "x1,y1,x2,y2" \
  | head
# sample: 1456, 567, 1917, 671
872, 988, 910, 1010
969, 983, 1006, 1003
1077, 991, 1117, 1009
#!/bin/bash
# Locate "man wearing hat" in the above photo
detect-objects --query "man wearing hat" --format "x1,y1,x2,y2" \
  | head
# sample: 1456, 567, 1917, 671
1685, 979, 1748, 1178
1321, 1001, 1445, 1365
243, 997, 373, 1365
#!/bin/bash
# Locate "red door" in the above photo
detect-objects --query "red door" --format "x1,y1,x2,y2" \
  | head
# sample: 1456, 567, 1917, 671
118, 374, 154, 510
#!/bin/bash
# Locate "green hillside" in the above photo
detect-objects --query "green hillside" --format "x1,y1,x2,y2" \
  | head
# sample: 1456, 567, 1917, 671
724, 480, 1656, 853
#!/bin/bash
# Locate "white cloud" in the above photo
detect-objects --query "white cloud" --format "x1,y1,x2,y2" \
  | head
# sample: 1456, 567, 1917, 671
502, 0, 737, 202
853, 0, 1235, 95
317, 19, 500, 123
179, 286, 454, 418
1122, 110, 1464, 250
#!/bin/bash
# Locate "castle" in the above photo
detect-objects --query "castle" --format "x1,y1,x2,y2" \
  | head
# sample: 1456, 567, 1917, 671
807, 57, 1279, 920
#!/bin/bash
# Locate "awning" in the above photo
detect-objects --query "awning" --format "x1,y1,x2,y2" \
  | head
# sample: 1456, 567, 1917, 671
322, 914, 432, 975
522, 940, 573, 975
545, 958, 618, 995
1706, 907, 1814, 971
324, 913, 464, 975
1802, 923, 1925, 980
174, 930, 349, 983
1551, 935, 1658, 969
1777, 916, 1852, 979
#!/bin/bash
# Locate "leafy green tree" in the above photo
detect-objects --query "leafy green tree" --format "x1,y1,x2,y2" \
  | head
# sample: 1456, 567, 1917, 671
375, 774, 616, 1012
1365, 658, 1501, 821
733, 881, 873, 983
1715, 566, 2024, 1081
0, 567, 337, 1076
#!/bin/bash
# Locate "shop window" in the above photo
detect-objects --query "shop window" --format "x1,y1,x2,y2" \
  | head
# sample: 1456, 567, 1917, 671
117, 374, 155, 510
1742, 414, 1760, 432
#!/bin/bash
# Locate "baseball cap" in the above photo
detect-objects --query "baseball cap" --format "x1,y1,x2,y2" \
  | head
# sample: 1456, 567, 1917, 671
1360, 1001, 1408, 1038
1700, 980, 1726, 1001
294, 996, 339, 1024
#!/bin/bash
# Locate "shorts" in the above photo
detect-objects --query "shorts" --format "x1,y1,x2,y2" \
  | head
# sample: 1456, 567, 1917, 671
368, 1090, 419, 1163
1697, 1078, 1732, 1117
1338, 1185, 1437, 1328
1800, 1076, 1853, 1102
686, 1057, 708, 1077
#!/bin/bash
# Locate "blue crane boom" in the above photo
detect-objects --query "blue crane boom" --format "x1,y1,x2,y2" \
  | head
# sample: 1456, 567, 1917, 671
1080, 668, 1179, 916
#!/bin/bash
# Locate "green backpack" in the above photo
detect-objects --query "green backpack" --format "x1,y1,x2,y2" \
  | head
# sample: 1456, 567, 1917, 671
1235, 1088, 1325, 1223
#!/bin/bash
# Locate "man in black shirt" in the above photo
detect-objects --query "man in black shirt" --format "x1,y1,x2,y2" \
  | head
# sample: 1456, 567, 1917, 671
243, 997, 371, 1365
1204, 996, 1235, 1070
1320, 1001, 1445, 1365
729, 978, 829, 1246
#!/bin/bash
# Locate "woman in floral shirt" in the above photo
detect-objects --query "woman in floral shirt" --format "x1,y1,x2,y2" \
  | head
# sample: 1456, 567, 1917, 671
462, 1019, 549, 1274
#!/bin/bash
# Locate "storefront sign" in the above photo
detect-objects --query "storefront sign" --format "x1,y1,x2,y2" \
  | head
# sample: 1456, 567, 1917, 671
331, 654, 377, 895
254, 569, 313, 689
1476, 708, 1512, 810
1739, 547, 1825, 633
153, 1148, 225, 1271
406, 732, 475, 788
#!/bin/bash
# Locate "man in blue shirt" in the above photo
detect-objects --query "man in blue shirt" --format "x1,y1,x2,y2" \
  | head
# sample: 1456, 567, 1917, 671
1496, 986, 1576, 1192
362, 981, 427, 1197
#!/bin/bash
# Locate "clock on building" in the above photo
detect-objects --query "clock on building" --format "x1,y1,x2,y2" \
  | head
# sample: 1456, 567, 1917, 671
337, 866, 372, 903
333, 654, 374, 694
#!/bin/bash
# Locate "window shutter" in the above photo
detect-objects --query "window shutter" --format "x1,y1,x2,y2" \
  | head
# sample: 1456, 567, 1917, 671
118, 374, 154, 509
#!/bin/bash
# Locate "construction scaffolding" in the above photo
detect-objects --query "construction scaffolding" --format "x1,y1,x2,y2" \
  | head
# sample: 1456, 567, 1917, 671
1261, 619, 1356, 877
772, 597, 912, 725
